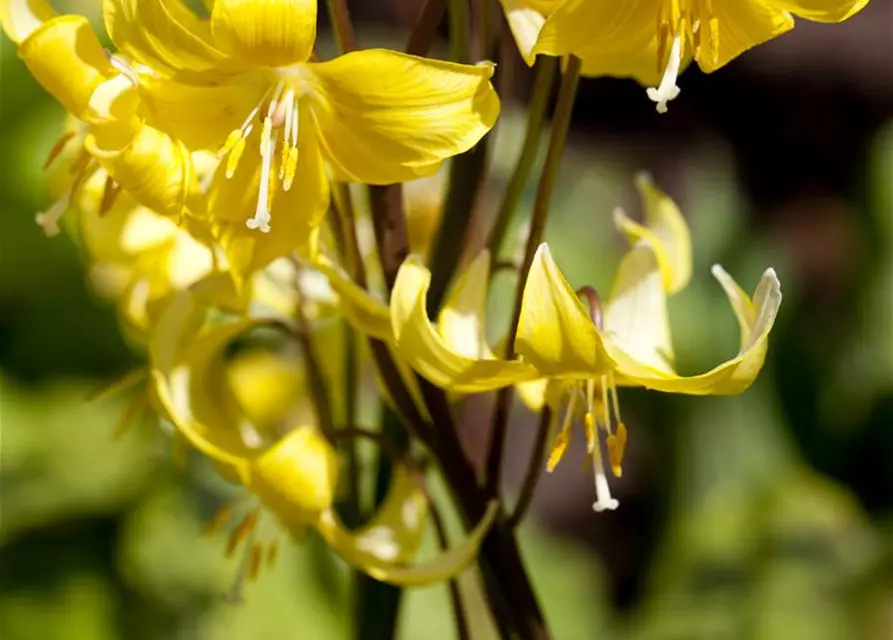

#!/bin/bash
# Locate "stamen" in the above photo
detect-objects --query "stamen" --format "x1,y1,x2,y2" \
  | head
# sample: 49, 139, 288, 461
36, 195, 69, 237
546, 391, 577, 472
248, 542, 264, 581
646, 33, 683, 114
584, 379, 596, 452
224, 520, 258, 605
99, 175, 122, 216
43, 131, 76, 170
607, 423, 628, 479
591, 439, 619, 512
226, 509, 259, 557
246, 134, 275, 233
204, 503, 235, 537
267, 539, 280, 568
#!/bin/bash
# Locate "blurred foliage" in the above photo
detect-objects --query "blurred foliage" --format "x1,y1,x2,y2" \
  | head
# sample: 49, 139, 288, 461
1, 20, 892, 640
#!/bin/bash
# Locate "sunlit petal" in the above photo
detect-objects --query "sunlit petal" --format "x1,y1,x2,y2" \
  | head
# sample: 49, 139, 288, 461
516, 244, 613, 378
437, 250, 492, 359
2, 0, 55, 43
771, 0, 869, 22
306, 50, 499, 184
314, 257, 393, 342
499, 0, 559, 65
18, 16, 112, 119
391, 255, 540, 393
612, 267, 783, 395
699, 2, 794, 73
211, 0, 316, 67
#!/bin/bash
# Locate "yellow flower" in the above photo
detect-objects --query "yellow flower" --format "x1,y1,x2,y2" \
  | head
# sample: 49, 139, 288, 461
148, 290, 497, 592
515, 174, 783, 511
532, 0, 870, 112
103, 0, 499, 280
6, 3, 205, 221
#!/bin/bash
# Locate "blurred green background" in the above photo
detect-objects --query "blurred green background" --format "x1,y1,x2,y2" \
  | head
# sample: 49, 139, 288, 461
1, 2, 892, 639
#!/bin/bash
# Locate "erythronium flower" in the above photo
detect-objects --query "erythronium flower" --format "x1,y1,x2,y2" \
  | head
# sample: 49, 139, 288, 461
532, 0, 870, 112
5, 3, 206, 226
515, 175, 783, 511
148, 290, 497, 592
103, 0, 499, 280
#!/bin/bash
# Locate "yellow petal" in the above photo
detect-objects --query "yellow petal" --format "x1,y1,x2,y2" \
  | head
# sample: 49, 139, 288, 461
603, 240, 676, 376
437, 250, 492, 360
249, 427, 340, 535
499, 0, 555, 65
104, 0, 230, 74
533, 0, 654, 62
313, 257, 393, 342
770, 0, 868, 22
18, 15, 112, 119
391, 255, 540, 393
306, 50, 500, 184
1, 0, 55, 43
149, 291, 258, 479
209, 103, 329, 287
515, 244, 613, 378
576, 35, 668, 86
612, 266, 783, 395
318, 491, 498, 586
210, 0, 315, 67
613, 173, 692, 294
698, 2, 793, 73
139, 72, 270, 150
85, 121, 206, 220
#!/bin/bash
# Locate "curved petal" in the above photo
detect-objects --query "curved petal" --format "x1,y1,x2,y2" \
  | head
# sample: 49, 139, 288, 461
104, 0, 231, 75
306, 50, 500, 184
149, 291, 259, 479
516, 244, 613, 378
139, 72, 270, 150
209, 103, 329, 287
533, 0, 654, 61
2, 0, 55, 43
612, 266, 783, 395
18, 16, 112, 119
391, 255, 540, 393
85, 120, 206, 220
248, 427, 341, 535
698, 3, 794, 73
211, 0, 315, 67
770, 0, 869, 22
314, 257, 393, 342
603, 239, 676, 376
613, 173, 692, 294
499, 0, 552, 65
437, 250, 492, 359
318, 493, 498, 586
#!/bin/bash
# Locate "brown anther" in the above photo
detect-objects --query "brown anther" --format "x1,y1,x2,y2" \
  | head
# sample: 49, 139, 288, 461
267, 539, 280, 568
99, 176, 122, 216
248, 543, 264, 581
203, 503, 235, 538
43, 132, 76, 170
576, 286, 604, 331
226, 510, 258, 557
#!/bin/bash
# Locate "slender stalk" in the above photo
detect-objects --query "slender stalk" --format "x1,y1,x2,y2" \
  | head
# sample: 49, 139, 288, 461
430, 505, 472, 640
293, 269, 335, 434
484, 56, 582, 497
508, 406, 552, 528
325, 0, 357, 53
487, 57, 558, 273
406, 0, 448, 57
448, 0, 471, 63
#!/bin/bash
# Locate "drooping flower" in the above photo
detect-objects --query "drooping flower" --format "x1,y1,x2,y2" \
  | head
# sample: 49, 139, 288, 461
497, 0, 563, 64
148, 290, 497, 593
4, 2, 206, 228
532, 0, 870, 112
102, 0, 499, 281
515, 174, 783, 510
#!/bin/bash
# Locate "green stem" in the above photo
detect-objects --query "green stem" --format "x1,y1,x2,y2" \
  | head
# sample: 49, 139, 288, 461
487, 57, 558, 273
484, 56, 582, 497
508, 406, 553, 529
324, 0, 357, 53
430, 504, 472, 640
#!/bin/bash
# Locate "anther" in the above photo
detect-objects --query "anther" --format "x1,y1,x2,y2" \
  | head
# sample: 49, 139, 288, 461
607, 422, 628, 478
204, 503, 235, 537
43, 132, 76, 170
248, 542, 264, 581
226, 510, 259, 557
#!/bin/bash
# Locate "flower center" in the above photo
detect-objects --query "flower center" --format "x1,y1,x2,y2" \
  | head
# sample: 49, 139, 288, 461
218, 77, 304, 233
648, 0, 720, 113
545, 287, 629, 512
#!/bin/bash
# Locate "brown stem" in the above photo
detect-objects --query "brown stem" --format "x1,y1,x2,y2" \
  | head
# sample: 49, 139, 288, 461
325, 0, 357, 53
508, 406, 553, 528
485, 56, 582, 497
